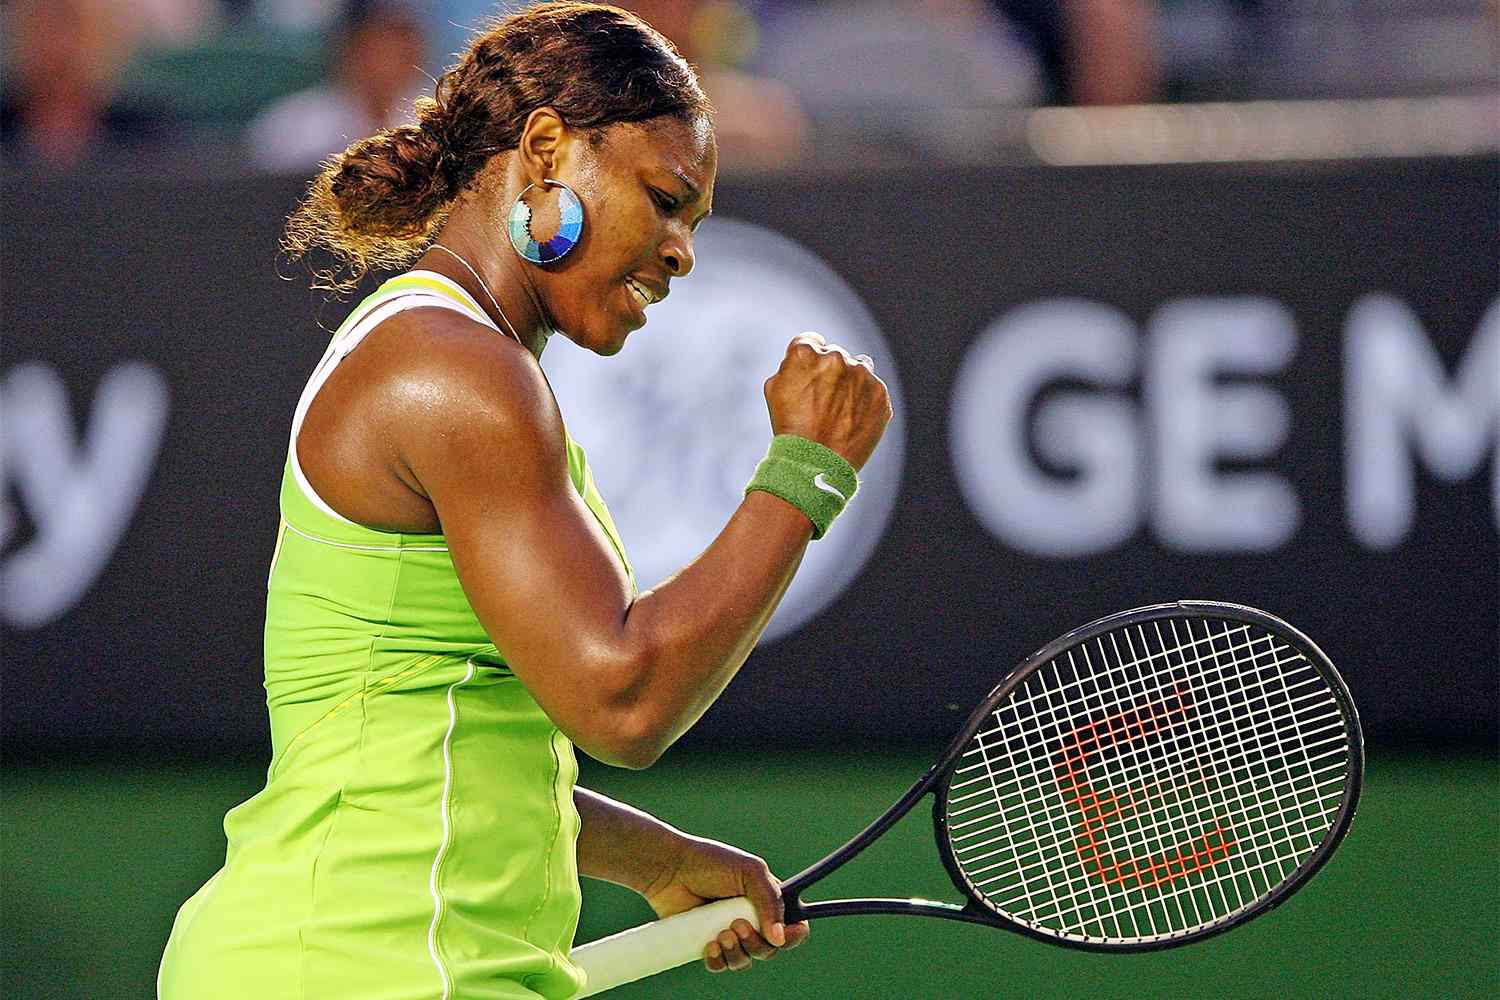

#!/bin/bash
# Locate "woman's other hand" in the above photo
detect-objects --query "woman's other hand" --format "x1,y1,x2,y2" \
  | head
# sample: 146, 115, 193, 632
765, 332, 893, 471
642, 835, 811, 973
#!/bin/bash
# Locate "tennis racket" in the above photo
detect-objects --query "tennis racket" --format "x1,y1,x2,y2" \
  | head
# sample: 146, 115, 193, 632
568, 601, 1362, 997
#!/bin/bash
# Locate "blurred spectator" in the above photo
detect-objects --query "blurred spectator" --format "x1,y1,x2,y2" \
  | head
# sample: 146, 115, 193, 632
0, 0, 168, 170
247, 0, 429, 171
758, 0, 1041, 159
252, 0, 349, 35
993, 0, 1162, 105
129, 0, 225, 47
626, 1, 809, 171
430, 1, 503, 65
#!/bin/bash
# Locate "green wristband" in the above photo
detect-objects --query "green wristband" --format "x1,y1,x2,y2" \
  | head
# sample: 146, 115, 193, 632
744, 434, 859, 539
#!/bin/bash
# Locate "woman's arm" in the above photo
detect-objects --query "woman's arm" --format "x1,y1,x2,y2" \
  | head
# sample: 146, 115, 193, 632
574, 786, 689, 898
575, 786, 810, 971
392, 321, 890, 768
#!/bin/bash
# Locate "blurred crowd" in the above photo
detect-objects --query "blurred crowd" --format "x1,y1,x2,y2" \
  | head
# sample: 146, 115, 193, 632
2, 0, 1496, 174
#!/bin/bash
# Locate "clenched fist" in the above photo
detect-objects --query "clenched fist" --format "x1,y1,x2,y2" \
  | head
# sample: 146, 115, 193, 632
764, 332, 893, 471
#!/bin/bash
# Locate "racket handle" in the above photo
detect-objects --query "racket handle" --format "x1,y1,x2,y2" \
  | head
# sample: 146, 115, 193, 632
568, 895, 758, 998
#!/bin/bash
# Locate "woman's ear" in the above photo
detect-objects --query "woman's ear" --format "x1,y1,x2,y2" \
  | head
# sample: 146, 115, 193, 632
516, 107, 569, 184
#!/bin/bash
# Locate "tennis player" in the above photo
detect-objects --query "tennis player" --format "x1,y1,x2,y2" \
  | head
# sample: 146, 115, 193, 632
157, 4, 891, 999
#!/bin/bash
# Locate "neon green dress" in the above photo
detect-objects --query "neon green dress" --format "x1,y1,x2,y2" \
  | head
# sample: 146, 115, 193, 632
159, 272, 634, 1000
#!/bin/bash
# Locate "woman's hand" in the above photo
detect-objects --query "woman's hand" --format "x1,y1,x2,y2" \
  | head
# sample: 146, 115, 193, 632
642, 835, 811, 973
764, 332, 893, 471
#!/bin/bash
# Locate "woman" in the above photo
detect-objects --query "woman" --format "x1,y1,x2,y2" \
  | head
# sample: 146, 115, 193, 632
159, 4, 891, 999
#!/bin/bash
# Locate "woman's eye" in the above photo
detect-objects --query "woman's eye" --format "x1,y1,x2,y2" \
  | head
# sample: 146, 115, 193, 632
650, 188, 678, 214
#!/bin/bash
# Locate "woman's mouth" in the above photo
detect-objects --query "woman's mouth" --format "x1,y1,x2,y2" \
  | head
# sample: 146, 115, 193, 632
625, 277, 663, 309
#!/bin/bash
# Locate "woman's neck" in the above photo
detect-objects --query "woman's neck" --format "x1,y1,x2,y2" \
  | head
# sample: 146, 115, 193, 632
421, 213, 554, 360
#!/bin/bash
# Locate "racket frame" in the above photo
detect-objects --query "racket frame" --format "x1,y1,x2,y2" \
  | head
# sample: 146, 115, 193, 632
780, 601, 1364, 952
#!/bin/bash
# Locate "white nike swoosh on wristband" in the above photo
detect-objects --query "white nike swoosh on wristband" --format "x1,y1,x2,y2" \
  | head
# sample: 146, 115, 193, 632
812, 472, 848, 502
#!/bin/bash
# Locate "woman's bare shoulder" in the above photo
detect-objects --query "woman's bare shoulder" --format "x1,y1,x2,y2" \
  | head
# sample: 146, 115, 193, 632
354, 306, 568, 480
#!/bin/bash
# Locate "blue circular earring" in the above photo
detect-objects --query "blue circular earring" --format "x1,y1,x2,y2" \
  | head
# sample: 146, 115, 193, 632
507, 179, 584, 264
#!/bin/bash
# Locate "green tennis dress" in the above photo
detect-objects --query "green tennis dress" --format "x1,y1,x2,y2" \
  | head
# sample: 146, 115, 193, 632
159, 272, 633, 1000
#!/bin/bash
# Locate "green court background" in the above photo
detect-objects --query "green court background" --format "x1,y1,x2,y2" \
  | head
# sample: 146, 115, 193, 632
4, 750, 1496, 999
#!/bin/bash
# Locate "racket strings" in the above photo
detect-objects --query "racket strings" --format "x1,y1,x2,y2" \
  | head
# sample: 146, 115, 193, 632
1025, 624, 1341, 936
951, 635, 1336, 843
1078, 624, 1325, 932
979, 642, 1290, 935
943, 617, 1352, 944
958, 729, 1345, 911
1038, 624, 1339, 933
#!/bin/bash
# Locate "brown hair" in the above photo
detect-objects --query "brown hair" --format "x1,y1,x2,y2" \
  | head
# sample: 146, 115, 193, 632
282, 2, 710, 293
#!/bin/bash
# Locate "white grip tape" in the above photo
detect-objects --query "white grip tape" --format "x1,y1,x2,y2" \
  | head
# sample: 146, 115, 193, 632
568, 895, 758, 998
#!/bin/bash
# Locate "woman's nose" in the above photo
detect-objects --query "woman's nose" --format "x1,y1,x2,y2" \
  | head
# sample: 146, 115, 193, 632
661, 232, 694, 277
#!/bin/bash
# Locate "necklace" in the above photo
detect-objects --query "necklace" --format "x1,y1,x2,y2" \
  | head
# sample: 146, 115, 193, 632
428, 243, 525, 346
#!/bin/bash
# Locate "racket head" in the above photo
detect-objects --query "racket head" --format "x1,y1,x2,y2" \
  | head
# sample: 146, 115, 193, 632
931, 601, 1362, 952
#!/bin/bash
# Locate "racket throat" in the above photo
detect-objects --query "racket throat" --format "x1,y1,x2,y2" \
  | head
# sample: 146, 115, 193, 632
780, 771, 947, 925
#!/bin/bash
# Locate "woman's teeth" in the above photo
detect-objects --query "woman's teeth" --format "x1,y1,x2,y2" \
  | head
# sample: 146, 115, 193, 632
626, 278, 656, 307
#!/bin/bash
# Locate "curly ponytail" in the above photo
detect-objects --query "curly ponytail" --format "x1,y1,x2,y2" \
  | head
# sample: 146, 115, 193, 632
281, 2, 711, 295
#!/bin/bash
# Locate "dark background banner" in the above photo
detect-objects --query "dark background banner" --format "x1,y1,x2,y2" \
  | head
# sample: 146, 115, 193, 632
3, 156, 1495, 752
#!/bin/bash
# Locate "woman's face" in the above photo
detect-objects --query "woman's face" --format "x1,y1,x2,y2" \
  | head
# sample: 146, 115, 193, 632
534, 115, 716, 355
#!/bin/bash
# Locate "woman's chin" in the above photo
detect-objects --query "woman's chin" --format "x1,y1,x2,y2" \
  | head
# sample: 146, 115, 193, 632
599, 315, 644, 355
550, 319, 633, 357
580, 327, 631, 357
